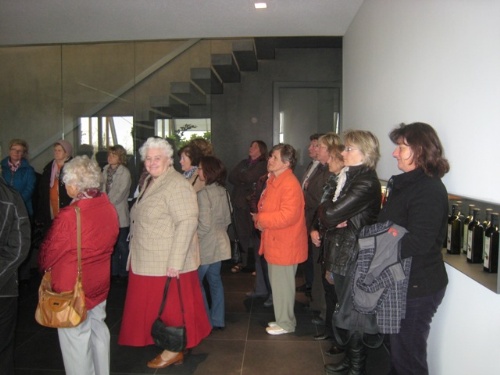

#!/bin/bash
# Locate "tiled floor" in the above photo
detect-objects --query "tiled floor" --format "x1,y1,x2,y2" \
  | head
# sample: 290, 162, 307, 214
14, 263, 389, 374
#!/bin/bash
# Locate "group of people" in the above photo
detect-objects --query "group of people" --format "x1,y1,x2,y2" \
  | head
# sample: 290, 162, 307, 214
0, 121, 450, 375
228, 123, 450, 375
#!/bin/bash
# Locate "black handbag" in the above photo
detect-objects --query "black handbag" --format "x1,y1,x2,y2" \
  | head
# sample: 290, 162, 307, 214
151, 277, 187, 352
225, 189, 242, 264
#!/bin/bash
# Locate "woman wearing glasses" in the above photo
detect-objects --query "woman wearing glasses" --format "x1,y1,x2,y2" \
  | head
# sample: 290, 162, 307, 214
1, 139, 36, 218
312, 130, 382, 375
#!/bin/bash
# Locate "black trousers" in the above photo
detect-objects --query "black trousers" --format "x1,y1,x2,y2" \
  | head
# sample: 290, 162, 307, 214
0, 297, 18, 375
389, 287, 446, 375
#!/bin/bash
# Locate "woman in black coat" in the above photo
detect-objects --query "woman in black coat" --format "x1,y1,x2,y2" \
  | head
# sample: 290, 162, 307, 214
378, 123, 449, 375
313, 130, 382, 375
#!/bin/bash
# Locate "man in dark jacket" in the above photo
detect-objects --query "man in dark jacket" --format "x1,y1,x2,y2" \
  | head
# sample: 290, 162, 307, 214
0, 175, 31, 375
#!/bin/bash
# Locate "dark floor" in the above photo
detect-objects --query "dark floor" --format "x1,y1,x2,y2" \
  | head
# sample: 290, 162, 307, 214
14, 263, 389, 374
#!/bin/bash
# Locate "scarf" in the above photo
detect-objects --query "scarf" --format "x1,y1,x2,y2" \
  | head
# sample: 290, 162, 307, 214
332, 167, 348, 202
183, 166, 198, 180
71, 188, 101, 204
8, 159, 21, 173
106, 166, 118, 194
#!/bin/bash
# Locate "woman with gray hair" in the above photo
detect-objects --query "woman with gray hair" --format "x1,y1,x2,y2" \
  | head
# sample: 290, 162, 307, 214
312, 130, 382, 375
118, 137, 211, 369
39, 156, 119, 375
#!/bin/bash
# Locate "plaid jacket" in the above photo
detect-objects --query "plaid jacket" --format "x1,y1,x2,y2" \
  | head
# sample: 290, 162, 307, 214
353, 221, 411, 334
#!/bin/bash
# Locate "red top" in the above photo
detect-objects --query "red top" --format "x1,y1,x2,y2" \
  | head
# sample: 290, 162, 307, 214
39, 194, 119, 310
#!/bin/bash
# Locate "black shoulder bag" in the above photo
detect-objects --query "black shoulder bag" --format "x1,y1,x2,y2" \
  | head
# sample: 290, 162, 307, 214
151, 277, 187, 352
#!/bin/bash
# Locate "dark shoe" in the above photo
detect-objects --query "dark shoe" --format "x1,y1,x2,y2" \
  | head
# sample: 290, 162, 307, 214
245, 291, 267, 298
325, 345, 345, 357
263, 294, 273, 307
312, 316, 325, 325
231, 264, 243, 273
313, 332, 331, 341
296, 283, 312, 292
147, 352, 184, 369
325, 356, 350, 373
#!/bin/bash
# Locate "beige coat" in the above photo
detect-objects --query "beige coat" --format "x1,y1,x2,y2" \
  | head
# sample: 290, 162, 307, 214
102, 164, 131, 228
127, 167, 200, 276
197, 184, 231, 265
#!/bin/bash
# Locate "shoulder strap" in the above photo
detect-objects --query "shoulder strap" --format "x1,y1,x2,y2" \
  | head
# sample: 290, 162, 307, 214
75, 206, 82, 278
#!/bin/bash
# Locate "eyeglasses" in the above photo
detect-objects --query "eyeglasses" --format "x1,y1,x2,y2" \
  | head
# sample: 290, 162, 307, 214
10, 148, 24, 154
344, 146, 359, 152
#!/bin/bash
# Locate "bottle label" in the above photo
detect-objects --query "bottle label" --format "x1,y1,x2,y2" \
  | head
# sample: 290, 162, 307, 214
447, 224, 452, 251
467, 230, 473, 260
462, 226, 468, 253
484, 237, 491, 268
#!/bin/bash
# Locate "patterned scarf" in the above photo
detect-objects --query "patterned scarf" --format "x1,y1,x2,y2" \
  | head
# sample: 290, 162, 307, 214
72, 188, 101, 204
183, 166, 198, 180
106, 166, 118, 194
8, 159, 21, 173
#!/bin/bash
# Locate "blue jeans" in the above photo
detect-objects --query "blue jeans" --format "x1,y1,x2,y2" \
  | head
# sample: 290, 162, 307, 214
389, 287, 446, 375
198, 261, 224, 328
111, 227, 129, 278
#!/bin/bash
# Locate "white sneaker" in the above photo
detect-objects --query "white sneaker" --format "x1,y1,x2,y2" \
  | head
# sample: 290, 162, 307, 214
268, 321, 278, 327
266, 325, 289, 335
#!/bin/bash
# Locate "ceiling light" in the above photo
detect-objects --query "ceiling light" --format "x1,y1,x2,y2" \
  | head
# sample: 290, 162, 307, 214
255, 2, 267, 9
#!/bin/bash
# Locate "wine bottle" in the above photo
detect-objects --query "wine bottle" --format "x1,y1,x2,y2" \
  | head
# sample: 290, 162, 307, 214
447, 204, 461, 254
483, 208, 493, 228
470, 211, 485, 264
484, 213, 499, 273
467, 208, 480, 262
462, 204, 475, 254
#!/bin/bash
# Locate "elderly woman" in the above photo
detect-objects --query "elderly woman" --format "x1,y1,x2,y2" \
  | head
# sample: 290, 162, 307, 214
228, 140, 268, 273
313, 131, 382, 375
378, 123, 449, 375
118, 137, 211, 369
178, 144, 205, 192
1, 139, 36, 218
196, 156, 231, 330
252, 143, 307, 335
39, 156, 119, 375
36, 140, 73, 232
101, 145, 131, 281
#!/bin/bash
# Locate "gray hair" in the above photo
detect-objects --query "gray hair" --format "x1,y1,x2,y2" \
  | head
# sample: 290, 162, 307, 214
139, 137, 173, 166
62, 156, 102, 191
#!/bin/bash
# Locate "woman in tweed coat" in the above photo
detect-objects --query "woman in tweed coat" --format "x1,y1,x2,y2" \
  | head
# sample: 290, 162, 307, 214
118, 137, 211, 369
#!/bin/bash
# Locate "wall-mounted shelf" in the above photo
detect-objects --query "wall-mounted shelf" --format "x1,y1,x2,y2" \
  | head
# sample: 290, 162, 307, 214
444, 194, 500, 294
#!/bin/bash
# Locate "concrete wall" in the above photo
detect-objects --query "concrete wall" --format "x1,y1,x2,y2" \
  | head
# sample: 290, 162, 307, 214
343, 1, 500, 373
212, 47, 342, 176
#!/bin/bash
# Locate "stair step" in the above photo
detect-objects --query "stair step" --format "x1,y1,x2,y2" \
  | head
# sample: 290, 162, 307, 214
232, 40, 258, 71
150, 95, 189, 118
211, 54, 241, 83
191, 68, 223, 95
170, 82, 206, 105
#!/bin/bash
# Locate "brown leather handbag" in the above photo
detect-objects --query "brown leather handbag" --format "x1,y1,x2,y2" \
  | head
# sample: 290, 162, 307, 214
35, 206, 87, 328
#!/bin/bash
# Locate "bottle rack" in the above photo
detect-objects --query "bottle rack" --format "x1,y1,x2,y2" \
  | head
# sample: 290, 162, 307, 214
444, 194, 500, 293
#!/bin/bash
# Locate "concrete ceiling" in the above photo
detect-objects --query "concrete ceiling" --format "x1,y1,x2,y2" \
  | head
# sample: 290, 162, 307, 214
0, 0, 363, 46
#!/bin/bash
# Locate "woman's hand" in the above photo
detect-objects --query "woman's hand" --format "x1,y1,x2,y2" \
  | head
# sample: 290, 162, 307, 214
310, 230, 321, 247
251, 213, 263, 231
166, 267, 180, 278
336, 220, 348, 228
325, 271, 334, 285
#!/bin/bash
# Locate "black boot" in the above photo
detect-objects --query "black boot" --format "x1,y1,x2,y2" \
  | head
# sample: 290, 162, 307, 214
346, 334, 366, 375
324, 333, 366, 375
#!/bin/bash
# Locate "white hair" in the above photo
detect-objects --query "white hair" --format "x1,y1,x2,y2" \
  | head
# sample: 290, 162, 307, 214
62, 156, 102, 191
138, 137, 173, 166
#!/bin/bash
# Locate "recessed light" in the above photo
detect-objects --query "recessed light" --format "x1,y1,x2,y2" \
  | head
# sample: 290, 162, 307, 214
255, 2, 267, 9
